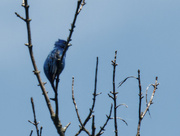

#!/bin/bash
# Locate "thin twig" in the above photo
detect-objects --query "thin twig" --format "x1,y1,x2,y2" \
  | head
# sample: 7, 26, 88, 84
116, 103, 128, 109
40, 126, 43, 136
72, 77, 91, 136
96, 104, 113, 136
54, 78, 59, 125
142, 77, 159, 118
136, 69, 143, 136
55, 0, 85, 125
78, 0, 86, 13
112, 51, 118, 136
64, 122, 71, 132
30, 97, 40, 136
118, 76, 138, 88
136, 72, 159, 136
146, 84, 154, 107
29, 130, 33, 136
75, 57, 99, 136
116, 117, 128, 126
82, 57, 99, 128
145, 83, 154, 117
92, 115, 96, 136
15, 12, 25, 21
50, 82, 59, 121
55, 75, 60, 119
60, 0, 85, 66
72, 77, 83, 126
56, 0, 84, 93
53, 1, 86, 133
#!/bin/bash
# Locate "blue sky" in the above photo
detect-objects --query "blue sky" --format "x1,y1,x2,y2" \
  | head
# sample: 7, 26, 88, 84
1, 0, 180, 135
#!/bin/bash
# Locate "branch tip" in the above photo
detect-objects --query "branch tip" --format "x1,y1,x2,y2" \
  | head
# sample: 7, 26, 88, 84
15, 12, 26, 21
64, 122, 71, 132
138, 69, 140, 74
29, 130, 33, 136
31, 97, 33, 103
156, 76, 158, 80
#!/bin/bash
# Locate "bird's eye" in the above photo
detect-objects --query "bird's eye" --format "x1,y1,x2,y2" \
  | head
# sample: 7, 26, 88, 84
63, 41, 66, 44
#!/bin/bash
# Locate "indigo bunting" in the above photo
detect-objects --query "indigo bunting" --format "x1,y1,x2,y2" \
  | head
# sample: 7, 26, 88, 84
44, 39, 67, 87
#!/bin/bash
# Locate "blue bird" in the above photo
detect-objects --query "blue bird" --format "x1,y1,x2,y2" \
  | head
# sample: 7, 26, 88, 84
44, 39, 67, 88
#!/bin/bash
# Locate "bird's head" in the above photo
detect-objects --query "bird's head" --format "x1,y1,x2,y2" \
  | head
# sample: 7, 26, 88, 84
54, 39, 67, 49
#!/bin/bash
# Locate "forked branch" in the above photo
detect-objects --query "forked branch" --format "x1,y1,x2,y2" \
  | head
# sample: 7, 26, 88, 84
73, 57, 113, 136
136, 70, 159, 136
74, 57, 99, 136
96, 104, 113, 136
28, 97, 43, 136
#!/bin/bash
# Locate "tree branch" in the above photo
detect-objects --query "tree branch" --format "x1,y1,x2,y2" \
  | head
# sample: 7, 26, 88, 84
54, 0, 86, 127
142, 77, 159, 118
75, 57, 99, 136
40, 126, 43, 136
15, 1, 65, 135
118, 76, 138, 88
72, 77, 83, 126
16, 0, 86, 135
29, 130, 33, 136
96, 104, 113, 136
29, 97, 40, 136
136, 72, 159, 136
136, 69, 143, 136
78, 0, 86, 13
111, 51, 118, 136
60, 0, 86, 66
92, 115, 96, 136
72, 77, 91, 136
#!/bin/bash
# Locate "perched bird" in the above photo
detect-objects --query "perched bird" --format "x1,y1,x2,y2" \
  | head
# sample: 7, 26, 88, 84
44, 39, 67, 88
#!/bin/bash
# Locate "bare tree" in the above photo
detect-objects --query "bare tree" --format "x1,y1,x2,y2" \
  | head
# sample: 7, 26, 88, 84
15, 0, 159, 136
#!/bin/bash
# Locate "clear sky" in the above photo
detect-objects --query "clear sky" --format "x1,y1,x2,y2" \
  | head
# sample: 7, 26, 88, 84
1, 0, 180, 135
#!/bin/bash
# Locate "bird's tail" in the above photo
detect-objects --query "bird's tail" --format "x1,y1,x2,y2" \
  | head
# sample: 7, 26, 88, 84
50, 82, 56, 101
50, 82, 56, 93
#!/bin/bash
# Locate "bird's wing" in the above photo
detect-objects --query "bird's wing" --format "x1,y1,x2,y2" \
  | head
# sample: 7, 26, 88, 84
44, 47, 66, 86
44, 49, 60, 83
50, 49, 61, 82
